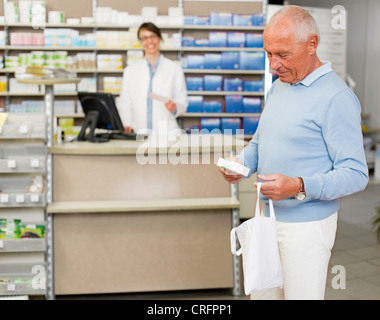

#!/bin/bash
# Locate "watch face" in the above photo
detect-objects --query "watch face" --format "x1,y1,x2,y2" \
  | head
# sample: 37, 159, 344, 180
296, 193, 306, 201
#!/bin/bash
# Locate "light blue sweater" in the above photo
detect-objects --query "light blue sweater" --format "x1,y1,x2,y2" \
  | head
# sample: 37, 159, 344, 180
238, 62, 369, 222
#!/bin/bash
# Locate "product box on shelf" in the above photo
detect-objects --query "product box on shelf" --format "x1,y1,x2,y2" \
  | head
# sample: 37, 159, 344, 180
194, 39, 209, 47
208, 32, 227, 47
232, 14, 253, 26
187, 55, 204, 69
242, 97, 261, 113
203, 101, 222, 113
204, 75, 222, 91
204, 54, 222, 69
221, 118, 241, 134
243, 80, 264, 92
239, 52, 265, 70
224, 78, 243, 92
227, 32, 246, 48
186, 77, 204, 91
221, 52, 239, 70
194, 16, 210, 26
187, 96, 203, 112
182, 36, 195, 47
246, 33, 264, 48
210, 12, 232, 26
225, 95, 243, 113
252, 13, 265, 26
200, 118, 221, 132
243, 117, 260, 135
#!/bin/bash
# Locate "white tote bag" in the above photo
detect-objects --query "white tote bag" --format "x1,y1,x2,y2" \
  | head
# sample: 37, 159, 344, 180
230, 183, 283, 295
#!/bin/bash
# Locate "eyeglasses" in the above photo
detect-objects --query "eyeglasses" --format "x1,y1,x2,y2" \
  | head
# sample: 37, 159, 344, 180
139, 34, 159, 42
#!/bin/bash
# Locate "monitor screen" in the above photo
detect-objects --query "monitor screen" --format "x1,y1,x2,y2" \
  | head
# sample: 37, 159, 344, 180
78, 92, 124, 131
77, 92, 136, 143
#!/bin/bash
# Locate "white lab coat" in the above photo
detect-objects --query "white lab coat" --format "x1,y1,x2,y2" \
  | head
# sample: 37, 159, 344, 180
117, 55, 188, 135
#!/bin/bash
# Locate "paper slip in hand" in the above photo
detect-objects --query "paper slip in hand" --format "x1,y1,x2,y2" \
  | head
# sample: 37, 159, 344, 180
148, 92, 170, 103
217, 158, 250, 177
148, 92, 186, 109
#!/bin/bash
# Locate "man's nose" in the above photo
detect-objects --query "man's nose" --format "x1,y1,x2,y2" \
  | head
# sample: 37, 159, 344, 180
269, 57, 281, 71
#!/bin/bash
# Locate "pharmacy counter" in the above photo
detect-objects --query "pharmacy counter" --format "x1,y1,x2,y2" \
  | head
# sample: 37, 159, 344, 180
47, 135, 246, 297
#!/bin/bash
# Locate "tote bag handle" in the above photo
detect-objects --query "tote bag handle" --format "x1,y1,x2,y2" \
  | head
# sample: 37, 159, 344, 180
255, 182, 275, 219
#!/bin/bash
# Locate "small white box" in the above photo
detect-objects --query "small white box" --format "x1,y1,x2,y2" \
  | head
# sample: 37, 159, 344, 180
30, 158, 40, 168
19, 125, 28, 134
7, 159, 17, 168
0, 193, 9, 203
30, 194, 40, 203
217, 158, 250, 177
15, 194, 25, 203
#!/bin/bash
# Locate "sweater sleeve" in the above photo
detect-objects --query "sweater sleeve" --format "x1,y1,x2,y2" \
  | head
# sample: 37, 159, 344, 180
117, 68, 134, 127
237, 129, 259, 177
303, 89, 369, 200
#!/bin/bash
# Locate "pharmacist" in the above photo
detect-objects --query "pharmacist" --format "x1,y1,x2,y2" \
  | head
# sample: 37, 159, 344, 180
118, 22, 188, 135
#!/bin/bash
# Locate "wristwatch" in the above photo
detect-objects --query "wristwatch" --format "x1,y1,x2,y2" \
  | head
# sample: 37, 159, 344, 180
295, 177, 306, 201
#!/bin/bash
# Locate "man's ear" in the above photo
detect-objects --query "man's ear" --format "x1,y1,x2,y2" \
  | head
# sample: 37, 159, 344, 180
308, 34, 319, 55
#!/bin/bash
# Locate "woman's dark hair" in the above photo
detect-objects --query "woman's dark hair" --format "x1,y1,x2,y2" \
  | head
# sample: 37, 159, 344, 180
138, 22, 163, 41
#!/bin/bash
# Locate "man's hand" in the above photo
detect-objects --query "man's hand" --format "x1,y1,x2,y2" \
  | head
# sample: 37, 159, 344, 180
254, 174, 300, 201
165, 100, 177, 113
218, 156, 244, 184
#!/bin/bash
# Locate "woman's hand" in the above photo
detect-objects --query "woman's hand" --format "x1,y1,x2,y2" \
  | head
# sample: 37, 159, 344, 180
124, 126, 134, 133
165, 100, 177, 113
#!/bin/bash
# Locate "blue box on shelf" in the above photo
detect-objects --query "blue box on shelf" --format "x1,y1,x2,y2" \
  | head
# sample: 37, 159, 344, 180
224, 78, 243, 92
243, 117, 260, 135
244, 80, 264, 92
252, 13, 265, 26
204, 75, 222, 91
239, 51, 265, 70
225, 95, 243, 113
186, 77, 204, 91
182, 36, 195, 47
221, 118, 241, 134
208, 32, 227, 47
201, 118, 221, 133
210, 12, 232, 26
187, 55, 205, 69
227, 32, 246, 48
187, 96, 203, 112
194, 16, 210, 25
203, 101, 223, 113
221, 52, 239, 69
204, 53, 222, 69
194, 39, 209, 47
232, 14, 253, 26
243, 97, 261, 113
246, 33, 264, 48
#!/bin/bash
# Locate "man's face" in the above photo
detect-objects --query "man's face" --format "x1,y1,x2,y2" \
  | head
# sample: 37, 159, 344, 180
264, 29, 314, 84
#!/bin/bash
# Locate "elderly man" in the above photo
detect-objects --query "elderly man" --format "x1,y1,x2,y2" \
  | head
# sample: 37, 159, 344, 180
220, 6, 368, 299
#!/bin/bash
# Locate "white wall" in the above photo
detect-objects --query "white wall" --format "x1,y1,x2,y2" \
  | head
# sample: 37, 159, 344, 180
288, 0, 379, 141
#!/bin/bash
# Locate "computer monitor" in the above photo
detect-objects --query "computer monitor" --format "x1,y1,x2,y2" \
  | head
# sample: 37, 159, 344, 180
77, 92, 134, 143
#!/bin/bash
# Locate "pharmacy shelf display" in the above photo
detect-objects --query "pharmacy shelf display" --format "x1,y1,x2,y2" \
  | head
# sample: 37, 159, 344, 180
0, 14, 266, 137
0, 113, 47, 298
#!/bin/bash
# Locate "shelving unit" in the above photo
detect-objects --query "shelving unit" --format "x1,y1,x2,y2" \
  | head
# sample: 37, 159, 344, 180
0, 0, 267, 136
0, 113, 47, 298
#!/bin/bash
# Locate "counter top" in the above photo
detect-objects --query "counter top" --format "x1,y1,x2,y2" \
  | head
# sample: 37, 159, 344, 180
48, 134, 247, 155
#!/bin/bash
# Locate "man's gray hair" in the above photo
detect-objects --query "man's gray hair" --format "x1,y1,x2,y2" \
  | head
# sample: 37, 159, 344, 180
268, 5, 320, 43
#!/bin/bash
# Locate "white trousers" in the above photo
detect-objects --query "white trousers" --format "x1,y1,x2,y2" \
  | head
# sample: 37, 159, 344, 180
250, 212, 338, 300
